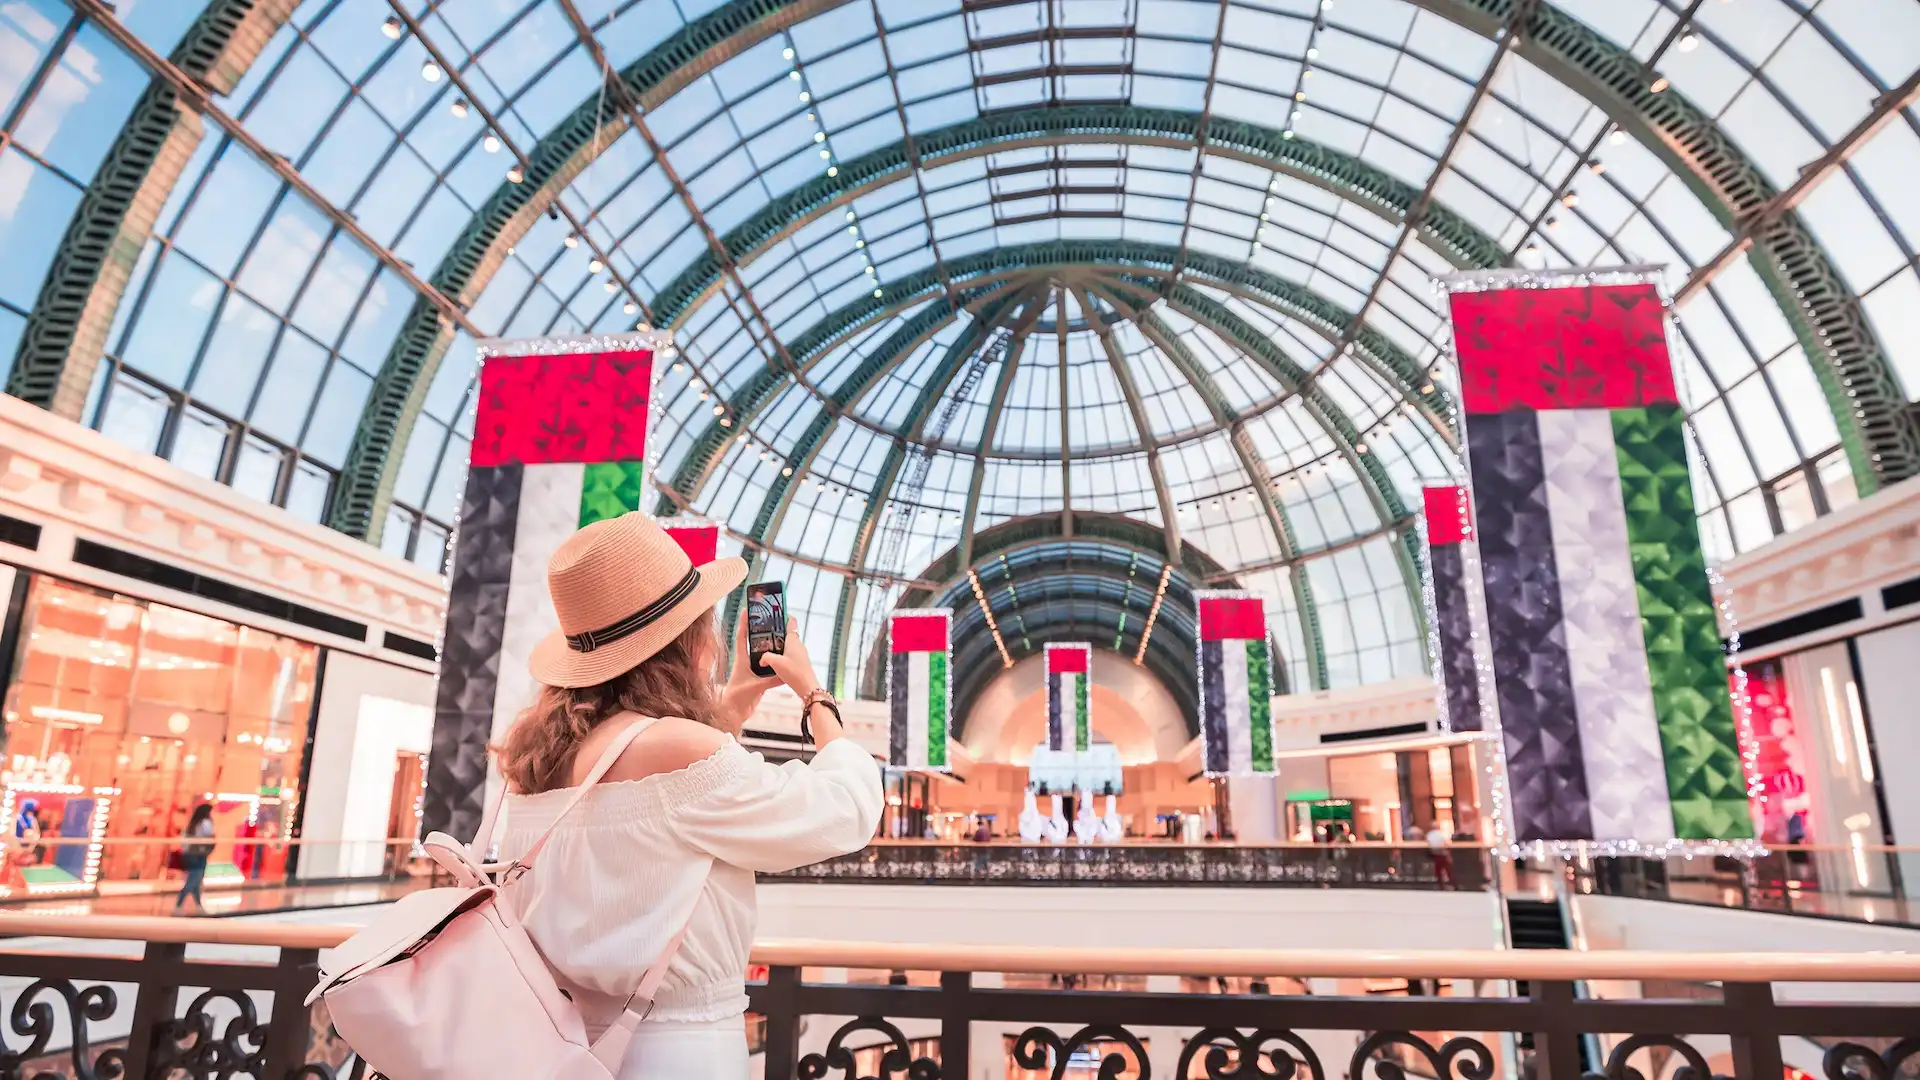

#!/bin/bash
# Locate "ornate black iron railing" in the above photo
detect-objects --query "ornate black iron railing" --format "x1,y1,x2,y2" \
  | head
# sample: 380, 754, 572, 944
764, 842, 1494, 890
0, 917, 1914, 1080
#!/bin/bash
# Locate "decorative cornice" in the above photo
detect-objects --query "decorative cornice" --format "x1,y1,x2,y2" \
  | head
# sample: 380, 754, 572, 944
1269, 676, 1441, 752
1717, 475, 1920, 643
0, 395, 446, 657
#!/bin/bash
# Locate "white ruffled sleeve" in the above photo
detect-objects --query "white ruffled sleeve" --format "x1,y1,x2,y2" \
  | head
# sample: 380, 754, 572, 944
666, 738, 883, 873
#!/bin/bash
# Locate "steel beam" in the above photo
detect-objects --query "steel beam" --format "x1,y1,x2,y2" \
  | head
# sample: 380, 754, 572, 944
959, 308, 1046, 567
1076, 285, 1182, 563
1329, 0, 1532, 371
1088, 280, 1329, 690
1676, 65, 1920, 304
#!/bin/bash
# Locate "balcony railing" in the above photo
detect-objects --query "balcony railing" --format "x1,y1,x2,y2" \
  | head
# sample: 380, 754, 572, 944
0, 915, 1914, 1079
764, 840, 1493, 889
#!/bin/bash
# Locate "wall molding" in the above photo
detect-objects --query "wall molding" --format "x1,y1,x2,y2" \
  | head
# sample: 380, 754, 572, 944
1717, 475, 1920, 659
0, 394, 444, 667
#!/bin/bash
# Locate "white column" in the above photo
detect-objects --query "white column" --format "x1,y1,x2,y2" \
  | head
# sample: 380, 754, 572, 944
1227, 775, 1281, 841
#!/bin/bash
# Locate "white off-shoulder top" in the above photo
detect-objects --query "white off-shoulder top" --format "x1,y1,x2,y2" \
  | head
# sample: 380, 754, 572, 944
498, 736, 882, 1029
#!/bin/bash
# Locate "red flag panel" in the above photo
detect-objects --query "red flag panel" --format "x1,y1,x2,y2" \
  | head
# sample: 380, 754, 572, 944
471, 348, 653, 466
1199, 597, 1265, 641
890, 614, 949, 653
1449, 284, 1677, 414
1423, 485, 1475, 546
663, 524, 719, 565
1047, 646, 1089, 674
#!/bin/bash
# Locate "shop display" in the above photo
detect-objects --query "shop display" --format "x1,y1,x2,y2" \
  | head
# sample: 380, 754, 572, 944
0, 774, 116, 897
1044, 642, 1092, 753
887, 609, 952, 772
1196, 591, 1277, 776
424, 331, 670, 839
1433, 268, 1756, 848
0, 576, 315, 895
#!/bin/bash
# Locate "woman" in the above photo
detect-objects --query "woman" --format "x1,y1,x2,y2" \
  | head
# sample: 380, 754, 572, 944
493, 512, 882, 1079
175, 803, 215, 914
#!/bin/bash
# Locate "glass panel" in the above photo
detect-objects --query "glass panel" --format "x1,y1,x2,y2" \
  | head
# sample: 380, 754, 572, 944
284, 459, 333, 524
231, 435, 284, 505
96, 373, 172, 457
169, 406, 230, 480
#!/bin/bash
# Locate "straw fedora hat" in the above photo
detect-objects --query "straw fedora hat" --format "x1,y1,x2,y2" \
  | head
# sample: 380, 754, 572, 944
527, 512, 746, 688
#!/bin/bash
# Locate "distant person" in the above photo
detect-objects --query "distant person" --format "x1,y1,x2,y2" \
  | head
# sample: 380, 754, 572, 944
175, 803, 215, 914
973, 818, 992, 843
1426, 823, 1453, 887
1786, 810, 1810, 873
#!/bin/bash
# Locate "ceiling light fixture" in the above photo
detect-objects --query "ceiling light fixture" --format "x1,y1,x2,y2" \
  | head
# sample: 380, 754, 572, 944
1678, 28, 1699, 51
421, 60, 442, 83
1609, 126, 1626, 146
799, 91, 810, 103
624, 302, 638, 315
564, 233, 579, 248
789, 70, 802, 81
588, 258, 604, 273
381, 15, 403, 39
1306, 47, 1319, 60
814, 132, 826, 143
1586, 158, 1605, 175
483, 134, 501, 153
450, 98, 469, 119
783, 47, 795, 60
827, 165, 839, 177
1649, 76, 1670, 93
1561, 191, 1579, 208
505, 166, 523, 183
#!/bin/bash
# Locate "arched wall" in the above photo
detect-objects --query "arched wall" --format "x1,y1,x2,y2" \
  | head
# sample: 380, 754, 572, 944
961, 651, 1190, 767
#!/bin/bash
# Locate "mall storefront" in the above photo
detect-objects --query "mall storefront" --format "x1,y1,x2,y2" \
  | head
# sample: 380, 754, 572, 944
0, 568, 430, 899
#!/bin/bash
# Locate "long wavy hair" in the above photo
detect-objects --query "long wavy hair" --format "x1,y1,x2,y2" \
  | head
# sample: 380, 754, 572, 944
494, 611, 721, 794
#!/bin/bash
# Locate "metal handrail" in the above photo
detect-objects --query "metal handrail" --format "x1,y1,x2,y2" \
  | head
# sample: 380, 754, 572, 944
1, 915, 1916, 981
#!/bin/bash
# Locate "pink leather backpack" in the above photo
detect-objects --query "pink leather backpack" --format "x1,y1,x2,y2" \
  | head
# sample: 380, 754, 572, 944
308, 718, 704, 1079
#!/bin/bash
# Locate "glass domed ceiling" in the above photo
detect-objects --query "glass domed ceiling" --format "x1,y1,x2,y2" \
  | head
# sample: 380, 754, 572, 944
3, 0, 1916, 699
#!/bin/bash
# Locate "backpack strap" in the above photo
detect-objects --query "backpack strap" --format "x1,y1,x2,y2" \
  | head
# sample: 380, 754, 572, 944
504, 714, 660, 875
587, 857, 715, 1070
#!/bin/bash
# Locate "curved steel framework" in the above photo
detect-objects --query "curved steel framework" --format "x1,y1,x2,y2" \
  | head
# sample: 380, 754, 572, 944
6, 0, 1917, 701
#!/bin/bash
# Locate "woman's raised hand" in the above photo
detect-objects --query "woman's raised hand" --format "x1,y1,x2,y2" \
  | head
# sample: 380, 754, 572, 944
759, 619, 819, 697
720, 619, 821, 731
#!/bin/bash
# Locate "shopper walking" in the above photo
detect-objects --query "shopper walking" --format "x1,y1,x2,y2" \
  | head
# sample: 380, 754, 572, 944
1426, 822, 1454, 888
491, 512, 883, 1079
174, 803, 215, 914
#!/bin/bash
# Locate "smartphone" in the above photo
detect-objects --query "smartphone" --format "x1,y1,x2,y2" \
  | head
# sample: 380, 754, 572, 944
744, 581, 786, 678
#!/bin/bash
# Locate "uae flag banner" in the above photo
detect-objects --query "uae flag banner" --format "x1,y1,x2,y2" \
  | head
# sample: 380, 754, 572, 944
889, 609, 952, 772
1421, 485, 1488, 733
423, 331, 665, 841
1439, 270, 1752, 845
1045, 643, 1093, 752
1198, 591, 1276, 776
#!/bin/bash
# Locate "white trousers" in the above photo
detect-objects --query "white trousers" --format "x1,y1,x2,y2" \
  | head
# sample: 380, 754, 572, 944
616, 1015, 748, 1080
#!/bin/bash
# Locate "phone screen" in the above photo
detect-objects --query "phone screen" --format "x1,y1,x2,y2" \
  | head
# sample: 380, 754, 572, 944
745, 582, 786, 677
